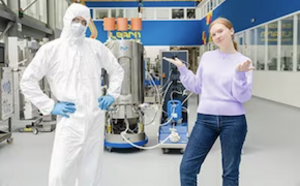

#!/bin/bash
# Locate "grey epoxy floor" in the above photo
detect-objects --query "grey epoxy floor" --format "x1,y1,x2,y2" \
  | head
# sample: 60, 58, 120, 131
0, 95, 300, 186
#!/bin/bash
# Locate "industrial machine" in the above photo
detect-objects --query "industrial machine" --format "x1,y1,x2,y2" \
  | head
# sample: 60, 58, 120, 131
158, 50, 190, 154
0, 43, 14, 145
102, 47, 192, 153
8, 37, 55, 135
144, 56, 161, 103
103, 40, 148, 152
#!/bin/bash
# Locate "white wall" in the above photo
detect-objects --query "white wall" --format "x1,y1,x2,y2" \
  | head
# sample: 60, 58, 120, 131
144, 46, 170, 62
252, 71, 300, 108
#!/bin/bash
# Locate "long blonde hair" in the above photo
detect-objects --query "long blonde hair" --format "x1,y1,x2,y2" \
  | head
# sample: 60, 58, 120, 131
209, 17, 237, 50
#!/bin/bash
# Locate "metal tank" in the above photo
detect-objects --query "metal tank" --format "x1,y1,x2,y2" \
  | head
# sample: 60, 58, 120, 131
103, 40, 148, 150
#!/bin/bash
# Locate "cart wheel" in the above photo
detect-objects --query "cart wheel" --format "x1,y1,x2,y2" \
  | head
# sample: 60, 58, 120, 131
33, 128, 39, 135
107, 147, 114, 152
7, 138, 13, 144
180, 148, 185, 154
162, 148, 169, 154
105, 147, 112, 152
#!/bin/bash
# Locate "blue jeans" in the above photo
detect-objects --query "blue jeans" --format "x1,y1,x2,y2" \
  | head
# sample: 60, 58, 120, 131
180, 113, 247, 186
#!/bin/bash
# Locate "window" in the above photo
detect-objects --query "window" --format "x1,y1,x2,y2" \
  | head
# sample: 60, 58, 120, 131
210, 1, 213, 11
186, 9, 195, 19
172, 9, 184, 19
247, 29, 256, 68
39, 0, 47, 23
267, 21, 278, 71
156, 9, 170, 20
237, 33, 245, 54
256, 26, 265, 70
142, 8, 155, 20
125, 9, 138, 19
111, 9, 124, 18
201, 6, 205, 18
280, 16, 294, 71
95, 9, 108, 19
198, 0, 226, 19
195, 7, 201, 19
211, 0, 216, 9
20, 0, 47, 23
55, 0, 68, 29
206, 2, 210, 13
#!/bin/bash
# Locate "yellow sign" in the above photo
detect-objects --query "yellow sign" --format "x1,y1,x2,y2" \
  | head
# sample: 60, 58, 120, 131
109, 31, 141, 40
206, 11, 213, 25
209, 34, 212, 43
202, 31, 206, 44
257, 21, 293, 44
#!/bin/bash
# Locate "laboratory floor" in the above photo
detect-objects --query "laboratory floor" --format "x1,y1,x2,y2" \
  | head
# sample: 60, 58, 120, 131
0, 95, 300, 186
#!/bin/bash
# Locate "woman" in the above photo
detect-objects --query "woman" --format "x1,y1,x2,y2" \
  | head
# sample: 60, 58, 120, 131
163, 17, 254, 186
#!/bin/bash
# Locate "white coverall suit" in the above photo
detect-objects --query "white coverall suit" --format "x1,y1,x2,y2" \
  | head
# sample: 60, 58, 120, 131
20, 3, 124, 186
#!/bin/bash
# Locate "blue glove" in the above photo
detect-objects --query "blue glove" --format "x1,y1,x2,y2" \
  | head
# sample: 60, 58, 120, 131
98, 95, 115, 110
51, 102, 76, 118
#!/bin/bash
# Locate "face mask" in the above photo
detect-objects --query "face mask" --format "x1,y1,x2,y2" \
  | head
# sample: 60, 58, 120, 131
71, 22, 86, 37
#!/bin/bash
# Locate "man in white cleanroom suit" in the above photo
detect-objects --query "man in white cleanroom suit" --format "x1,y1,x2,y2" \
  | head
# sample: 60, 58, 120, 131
20, 3, 124, 186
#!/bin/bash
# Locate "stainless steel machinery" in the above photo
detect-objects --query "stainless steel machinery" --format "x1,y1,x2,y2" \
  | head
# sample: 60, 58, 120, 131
103, 40, 148, 151
0, 66, 14, 145
8, 37, 55, 135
